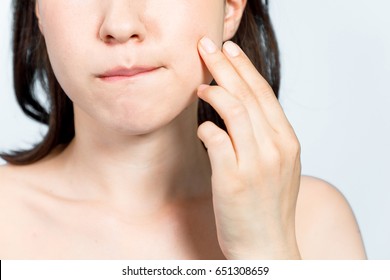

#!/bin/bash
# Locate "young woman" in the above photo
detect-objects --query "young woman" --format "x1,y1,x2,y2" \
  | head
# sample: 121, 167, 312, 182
0, 0, 366, 259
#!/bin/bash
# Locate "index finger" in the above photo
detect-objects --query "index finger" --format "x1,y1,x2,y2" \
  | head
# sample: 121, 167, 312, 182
198, 37, 251, 99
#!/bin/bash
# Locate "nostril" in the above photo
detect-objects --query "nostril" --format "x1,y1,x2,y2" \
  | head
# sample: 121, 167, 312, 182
100, 30, 143, 45
130, 34, 141, 40
99, 14, 146, 44
101, 34, 115, 44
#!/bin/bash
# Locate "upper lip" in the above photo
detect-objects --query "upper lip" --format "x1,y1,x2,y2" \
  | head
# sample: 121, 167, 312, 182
98, 66, 160, 79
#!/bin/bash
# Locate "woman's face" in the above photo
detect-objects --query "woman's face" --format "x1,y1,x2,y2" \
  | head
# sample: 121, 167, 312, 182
36, 0, 244, 134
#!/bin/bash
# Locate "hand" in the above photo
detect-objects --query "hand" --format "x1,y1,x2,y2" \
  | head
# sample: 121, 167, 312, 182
197, 37, 302, 259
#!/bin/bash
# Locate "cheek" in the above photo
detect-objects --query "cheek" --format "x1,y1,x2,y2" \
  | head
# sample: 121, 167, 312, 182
164, 4, 225, 85
39, 3, 98, 98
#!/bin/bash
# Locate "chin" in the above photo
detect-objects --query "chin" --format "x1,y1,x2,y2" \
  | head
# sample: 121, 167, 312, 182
102, 101, 194, 137
83, 79, 200, 137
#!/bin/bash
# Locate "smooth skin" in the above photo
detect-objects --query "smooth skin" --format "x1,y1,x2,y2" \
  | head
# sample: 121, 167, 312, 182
0, 0, 366, 259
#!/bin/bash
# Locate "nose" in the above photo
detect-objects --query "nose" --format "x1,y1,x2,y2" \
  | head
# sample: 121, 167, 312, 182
99, 1, 145, 44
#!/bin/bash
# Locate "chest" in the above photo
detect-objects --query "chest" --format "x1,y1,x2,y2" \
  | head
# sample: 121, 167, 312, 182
3, 200, 225, 259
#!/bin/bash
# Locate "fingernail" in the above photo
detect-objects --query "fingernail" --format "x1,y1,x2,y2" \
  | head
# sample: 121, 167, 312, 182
223, 41, 240, 57
200, 37, 217, 54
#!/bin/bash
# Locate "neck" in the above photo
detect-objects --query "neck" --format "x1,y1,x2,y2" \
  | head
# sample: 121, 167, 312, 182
56, 102, 212, 215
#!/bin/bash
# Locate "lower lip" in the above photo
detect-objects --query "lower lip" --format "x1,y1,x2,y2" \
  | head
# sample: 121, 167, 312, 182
99, 68, 160, 82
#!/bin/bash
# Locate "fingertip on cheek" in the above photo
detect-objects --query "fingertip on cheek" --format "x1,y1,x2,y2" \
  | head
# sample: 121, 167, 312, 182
223, 41, 240, 58
199, 36, 218, 54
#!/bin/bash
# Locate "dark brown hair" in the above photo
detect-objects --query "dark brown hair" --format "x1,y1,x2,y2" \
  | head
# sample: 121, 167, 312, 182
1, 0, 280, 165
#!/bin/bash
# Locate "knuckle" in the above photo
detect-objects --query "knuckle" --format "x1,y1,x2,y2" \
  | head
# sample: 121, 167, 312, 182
263, 142, 283, 167
284, 135, 301, 159
235, 84, 253, 101
212, 58, 227, 71
228, 102, 247, 119
256, 84, 276, 100
293, 138, 301, 155
262, 90, 277, 102
207, 129, 229, 147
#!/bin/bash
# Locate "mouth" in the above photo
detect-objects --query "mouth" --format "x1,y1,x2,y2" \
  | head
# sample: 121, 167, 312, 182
97, 66, 161, 82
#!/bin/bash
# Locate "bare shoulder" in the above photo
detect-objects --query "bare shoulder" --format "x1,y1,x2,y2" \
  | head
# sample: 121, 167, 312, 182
0, 164, 46, 257
295, 176, 367, 259
0, 165, 24, 250
0, 164, 25, 199
0, 164, 36, 195
0, 163, 34, 217
0, 162, 57, 215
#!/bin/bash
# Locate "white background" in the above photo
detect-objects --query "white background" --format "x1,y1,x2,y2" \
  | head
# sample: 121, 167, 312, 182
1, 0, 389, 259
